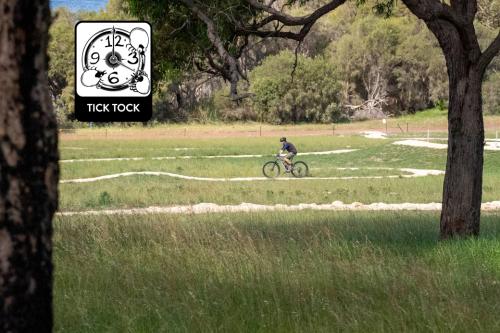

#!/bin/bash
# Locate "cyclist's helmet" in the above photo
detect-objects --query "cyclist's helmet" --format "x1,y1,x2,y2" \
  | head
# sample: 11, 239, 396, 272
280, 137, 286, 142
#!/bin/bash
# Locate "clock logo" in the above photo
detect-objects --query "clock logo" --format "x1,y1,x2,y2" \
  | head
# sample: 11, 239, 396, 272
75, 21, 152, 122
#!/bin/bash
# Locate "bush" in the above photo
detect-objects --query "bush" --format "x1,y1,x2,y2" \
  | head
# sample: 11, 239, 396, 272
249, 51, 342, 123
483, 71, 500, 115
210, 87, 257, 122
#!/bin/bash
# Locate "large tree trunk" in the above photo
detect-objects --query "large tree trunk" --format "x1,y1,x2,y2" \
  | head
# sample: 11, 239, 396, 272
400, 0, 500, 240
440, 61, 484, 238
405, 1, 489, 239
0, 1, 59, 332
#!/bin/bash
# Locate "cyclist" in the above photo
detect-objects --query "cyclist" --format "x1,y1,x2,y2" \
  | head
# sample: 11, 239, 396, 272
279, 137, 297, 172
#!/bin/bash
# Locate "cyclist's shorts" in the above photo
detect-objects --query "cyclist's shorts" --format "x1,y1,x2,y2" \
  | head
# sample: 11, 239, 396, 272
285, 152, 297, 160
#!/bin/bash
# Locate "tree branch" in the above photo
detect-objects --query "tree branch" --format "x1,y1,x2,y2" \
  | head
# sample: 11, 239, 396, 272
235, 0, 347, 41
450, 0, 478, 22
402, 0, 481, 62
402, 0, 466, 26
478, 31, 500, 74
237, 21, 316, 41
180, 0, 244, 100
245, 0, 346, 27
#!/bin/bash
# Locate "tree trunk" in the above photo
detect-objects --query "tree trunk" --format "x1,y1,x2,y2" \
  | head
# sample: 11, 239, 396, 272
440, 57, 484, 238
0, 1, 59, 332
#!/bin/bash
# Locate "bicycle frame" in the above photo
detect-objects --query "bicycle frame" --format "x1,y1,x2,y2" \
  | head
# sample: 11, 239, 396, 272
275, 155, 292, 170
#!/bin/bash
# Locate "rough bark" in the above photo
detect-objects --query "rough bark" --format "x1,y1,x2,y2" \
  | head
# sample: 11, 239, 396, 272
0, 0, 59, 332
440, 56, 484, 238
401, 0, 498, 238
419, 6, 485, 238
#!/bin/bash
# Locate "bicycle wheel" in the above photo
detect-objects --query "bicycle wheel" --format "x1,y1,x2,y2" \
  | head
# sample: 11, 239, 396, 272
262, 161, 281, 178
291, 161, 309, 178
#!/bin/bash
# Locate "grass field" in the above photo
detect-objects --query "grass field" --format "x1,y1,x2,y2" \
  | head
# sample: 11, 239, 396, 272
55, 114, 500, 332
55, 212, 500, 333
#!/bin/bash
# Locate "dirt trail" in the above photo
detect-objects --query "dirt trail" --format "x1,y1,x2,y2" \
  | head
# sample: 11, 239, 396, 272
361, 131, 387, 139
393, 140, 500, 151
57, 200, 500, 216
60, 168, 444, 184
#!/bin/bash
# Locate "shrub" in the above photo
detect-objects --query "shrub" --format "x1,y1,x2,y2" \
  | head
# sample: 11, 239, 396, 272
483, 71, 500, 115
250, 51, 343, 123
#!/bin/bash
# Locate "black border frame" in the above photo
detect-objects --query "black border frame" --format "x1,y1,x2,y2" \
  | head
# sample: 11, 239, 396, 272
74, 20, 153, 122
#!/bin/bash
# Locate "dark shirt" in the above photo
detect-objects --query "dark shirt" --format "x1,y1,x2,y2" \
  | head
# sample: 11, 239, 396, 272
282, 142, 297, 153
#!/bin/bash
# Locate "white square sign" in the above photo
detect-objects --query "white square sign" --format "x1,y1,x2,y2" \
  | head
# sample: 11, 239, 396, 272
75, 21, 152, 121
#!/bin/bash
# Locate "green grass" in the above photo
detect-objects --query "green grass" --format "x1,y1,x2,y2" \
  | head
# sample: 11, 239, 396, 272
54, 211, 500, 332
59, 136, 378, 160
58, 134, 500, 211
397, 107, 448, 121
56, 127, 500, 332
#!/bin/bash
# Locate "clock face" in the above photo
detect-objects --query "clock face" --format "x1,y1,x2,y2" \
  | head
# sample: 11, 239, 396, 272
82, 27, 143, 91
77, 23, 151, 97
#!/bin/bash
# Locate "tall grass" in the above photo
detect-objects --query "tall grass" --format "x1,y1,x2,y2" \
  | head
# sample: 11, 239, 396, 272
55, 211, 500, 332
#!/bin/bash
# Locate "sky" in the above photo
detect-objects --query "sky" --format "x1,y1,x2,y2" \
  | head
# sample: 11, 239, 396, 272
50, 0, 108, 12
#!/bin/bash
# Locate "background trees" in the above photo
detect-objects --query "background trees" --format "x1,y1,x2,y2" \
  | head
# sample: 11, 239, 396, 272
49, 7, 76, 126
49, 0, 499, 125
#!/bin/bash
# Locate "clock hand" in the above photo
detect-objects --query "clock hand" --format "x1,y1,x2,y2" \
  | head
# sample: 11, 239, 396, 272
115, 59, 135, 72
112, 26, 115, 57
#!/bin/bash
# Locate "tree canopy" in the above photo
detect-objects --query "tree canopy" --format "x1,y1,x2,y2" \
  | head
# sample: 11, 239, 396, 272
48, 0, 499, 125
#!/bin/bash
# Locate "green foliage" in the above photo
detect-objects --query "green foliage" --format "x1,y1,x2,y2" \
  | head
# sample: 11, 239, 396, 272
250, 51, 342, 123
126, 0, 255, 82
98, 191, 112, 206
394, 18, 448, 110
101, 0, 133, 19
356, 0, 397, 17
472, 20, 499, 114
483, 71, 500, 115
48, 0, 499, 125
49, 8, 77, 126
49, 8, 75, 92
211, 86, 257, 122
435, 99, 447, 111
477, 0, 500, 29
329, 12, 448, 115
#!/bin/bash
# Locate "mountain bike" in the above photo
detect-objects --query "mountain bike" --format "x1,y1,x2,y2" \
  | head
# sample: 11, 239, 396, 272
262, 155, 309, 178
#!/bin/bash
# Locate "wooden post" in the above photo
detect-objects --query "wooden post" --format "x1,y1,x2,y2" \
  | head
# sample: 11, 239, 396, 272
397, 123, 404, 133
407, 122, 409, 133
184, 128, 187, 137
260, 125, 262, 137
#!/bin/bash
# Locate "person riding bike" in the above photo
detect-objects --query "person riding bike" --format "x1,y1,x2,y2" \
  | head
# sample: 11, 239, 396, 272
279, 137, 297, 172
